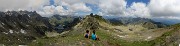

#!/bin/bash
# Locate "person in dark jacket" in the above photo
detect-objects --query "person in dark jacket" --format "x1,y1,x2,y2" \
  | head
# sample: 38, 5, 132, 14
84, 30, 90, 38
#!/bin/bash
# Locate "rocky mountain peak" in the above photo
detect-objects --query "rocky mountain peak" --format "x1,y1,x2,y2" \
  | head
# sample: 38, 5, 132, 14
74, 14, 107, 31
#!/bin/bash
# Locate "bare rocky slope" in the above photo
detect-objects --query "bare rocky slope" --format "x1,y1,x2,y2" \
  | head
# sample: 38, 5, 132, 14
0, 11, 80, 45
0, 11, 53, 45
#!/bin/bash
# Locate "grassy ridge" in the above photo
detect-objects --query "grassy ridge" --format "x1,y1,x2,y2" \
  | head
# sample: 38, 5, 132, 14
28, 18, 180, 46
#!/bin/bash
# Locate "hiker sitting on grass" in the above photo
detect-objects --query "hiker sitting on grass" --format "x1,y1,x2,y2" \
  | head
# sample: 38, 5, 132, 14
84, 30, 90, 38
91, 30, 99, 40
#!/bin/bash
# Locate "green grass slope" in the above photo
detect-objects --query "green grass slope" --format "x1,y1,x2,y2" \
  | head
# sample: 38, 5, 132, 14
28, 16, 180, 46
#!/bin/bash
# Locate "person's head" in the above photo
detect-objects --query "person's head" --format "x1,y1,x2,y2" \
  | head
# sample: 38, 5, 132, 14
93, 30, 95, 34
86, 30, 89, 33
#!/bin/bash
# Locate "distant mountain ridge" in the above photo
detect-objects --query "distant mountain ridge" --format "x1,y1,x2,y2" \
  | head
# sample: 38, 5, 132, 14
0, 11, 82, 45
107, 17, 167, 29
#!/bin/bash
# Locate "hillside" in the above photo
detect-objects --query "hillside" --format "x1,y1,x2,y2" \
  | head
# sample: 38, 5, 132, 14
0, 13, 179, 46
27, 14, 179, 46
49, 15, 81, 33
0, 11, 53, 45
0, 11, 83, 45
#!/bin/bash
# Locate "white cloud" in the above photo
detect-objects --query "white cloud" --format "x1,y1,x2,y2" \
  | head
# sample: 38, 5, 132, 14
99, 0, 127, 16
148, 0, 180, 17
0, 0, 92, 17
55, 6, 75, 15
0, 0, 49, 11
59, 0, 92, 12
82, 0, 99, 5
36, 5, 55, 17
98, 0, 180, 21
98, 0, 151, 18
38, 0, 92, 16
43, 5, 56, 15
127, 2, 150, 18
36, 5, 73, 17
71, 3, 91, 12
0, 0, 180, 22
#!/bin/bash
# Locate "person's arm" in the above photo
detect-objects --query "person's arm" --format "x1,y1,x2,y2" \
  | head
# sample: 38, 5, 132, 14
96, 34, 97, 37
88, 32, 91, 38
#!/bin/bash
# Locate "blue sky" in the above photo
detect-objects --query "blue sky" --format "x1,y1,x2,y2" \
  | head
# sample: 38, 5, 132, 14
50, 0, 55, 5
126, 0, 150, 6
85, 3, 99, 14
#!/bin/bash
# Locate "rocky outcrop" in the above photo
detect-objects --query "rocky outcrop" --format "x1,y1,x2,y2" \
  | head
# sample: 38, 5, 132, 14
74, 14, 108, 32
0, 11, 52, 45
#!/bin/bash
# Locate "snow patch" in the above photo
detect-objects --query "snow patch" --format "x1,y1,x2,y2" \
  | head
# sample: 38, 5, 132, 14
3, 32, 8, 34
0, 24, 4, 28
2, 23, 5, 25
28, 14, 30, 17
20, 29, 26, 34
9, 29, 13, 33
26, 25, 29, 27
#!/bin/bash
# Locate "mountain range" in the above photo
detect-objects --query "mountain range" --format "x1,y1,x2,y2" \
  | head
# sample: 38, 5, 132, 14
0, 11, 179, 46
